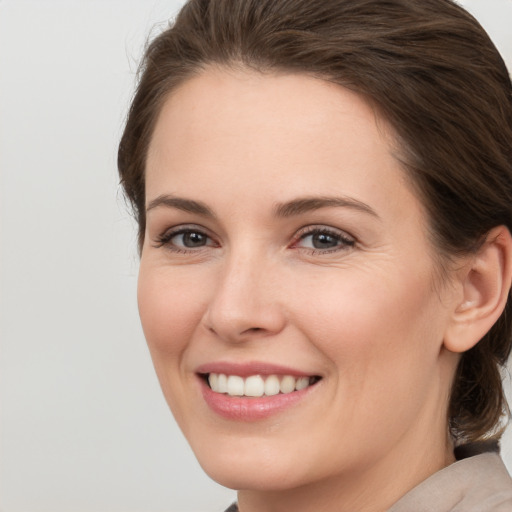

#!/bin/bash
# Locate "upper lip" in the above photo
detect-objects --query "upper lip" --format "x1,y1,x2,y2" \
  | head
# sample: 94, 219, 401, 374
195, 361, 319, 378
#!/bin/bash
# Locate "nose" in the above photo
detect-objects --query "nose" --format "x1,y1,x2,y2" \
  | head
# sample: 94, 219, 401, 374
202, 250, 286, 343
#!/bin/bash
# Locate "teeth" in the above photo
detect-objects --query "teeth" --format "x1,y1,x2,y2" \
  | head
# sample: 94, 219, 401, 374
296, 376, 310, 390
264, 375, 280, 396
207, 373, 317, 397
217, 373, 227, 393
227, 375, 244, 396
244, 375, 265, 397
209, 373, 218, 391
280, 375, 296, 394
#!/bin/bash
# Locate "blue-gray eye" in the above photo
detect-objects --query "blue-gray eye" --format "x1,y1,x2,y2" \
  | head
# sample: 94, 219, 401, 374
173, 231, 208, 248
309, 232, 340, 249
297, 228, 355, 251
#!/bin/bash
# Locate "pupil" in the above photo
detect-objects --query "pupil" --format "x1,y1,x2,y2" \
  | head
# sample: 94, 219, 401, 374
313, 233, 337, 249
184, 232, 206, 247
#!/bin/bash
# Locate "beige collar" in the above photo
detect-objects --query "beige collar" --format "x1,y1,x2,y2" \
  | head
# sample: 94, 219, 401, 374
389, 451, 512, 511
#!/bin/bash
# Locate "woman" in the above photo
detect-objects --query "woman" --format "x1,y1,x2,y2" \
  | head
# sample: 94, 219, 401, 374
118, 0, 512, 510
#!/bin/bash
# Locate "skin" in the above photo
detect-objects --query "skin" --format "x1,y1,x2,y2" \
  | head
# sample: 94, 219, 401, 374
138, 67, 466, 512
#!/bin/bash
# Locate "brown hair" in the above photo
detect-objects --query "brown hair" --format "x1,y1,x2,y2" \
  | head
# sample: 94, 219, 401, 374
118, 0, 512, 443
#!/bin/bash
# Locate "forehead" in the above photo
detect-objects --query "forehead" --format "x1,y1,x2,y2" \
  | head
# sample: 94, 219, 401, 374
145, 67, 424, 229
148, 67, 390, 159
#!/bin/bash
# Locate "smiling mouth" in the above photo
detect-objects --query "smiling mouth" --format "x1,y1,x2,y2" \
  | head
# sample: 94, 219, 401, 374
201, 373, 321, 398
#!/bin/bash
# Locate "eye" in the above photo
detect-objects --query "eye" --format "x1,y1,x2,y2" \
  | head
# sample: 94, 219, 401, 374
294, 226, 355, 253
154, 226, 216, 252
175, 231, 208, 248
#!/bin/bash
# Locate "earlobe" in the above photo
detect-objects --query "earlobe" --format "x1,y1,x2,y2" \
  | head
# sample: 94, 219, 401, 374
444, 226, 512, 354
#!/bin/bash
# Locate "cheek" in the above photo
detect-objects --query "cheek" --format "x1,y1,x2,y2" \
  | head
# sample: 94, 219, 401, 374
296, 267, 446, 393
137, 264, 207, 359
289, 270, 450, 465
137, 263, 212, 428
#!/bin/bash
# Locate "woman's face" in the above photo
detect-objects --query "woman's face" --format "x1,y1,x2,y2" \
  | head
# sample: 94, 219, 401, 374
139, 68, 459, 494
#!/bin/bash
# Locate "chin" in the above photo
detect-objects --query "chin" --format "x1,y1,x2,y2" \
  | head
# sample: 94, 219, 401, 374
189, 434, 310, 491
201, 460, 302, 492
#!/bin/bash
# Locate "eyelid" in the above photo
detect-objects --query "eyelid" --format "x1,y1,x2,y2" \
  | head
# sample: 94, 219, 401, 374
152, 223, 355, 255
153, 224, 218, 251
294, 224, 355, 241
291, 225, 356, 252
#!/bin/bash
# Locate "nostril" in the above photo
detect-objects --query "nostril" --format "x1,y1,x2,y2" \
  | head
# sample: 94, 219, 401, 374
203, 302, 286, 342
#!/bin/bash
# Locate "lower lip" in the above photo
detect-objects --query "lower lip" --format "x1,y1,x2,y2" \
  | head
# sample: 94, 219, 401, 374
200, 378, 318, 421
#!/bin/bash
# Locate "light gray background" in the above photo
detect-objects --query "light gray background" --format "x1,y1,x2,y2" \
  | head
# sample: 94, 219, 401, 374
1, 1, 511, 511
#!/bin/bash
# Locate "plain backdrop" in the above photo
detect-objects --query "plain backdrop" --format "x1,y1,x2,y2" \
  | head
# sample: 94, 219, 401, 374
1, 1, 511, 511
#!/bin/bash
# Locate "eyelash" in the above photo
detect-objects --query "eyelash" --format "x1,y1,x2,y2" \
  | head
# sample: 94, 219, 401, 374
153, 225, 217, 253
153, 225, 355, 255
292, 226, 355, 254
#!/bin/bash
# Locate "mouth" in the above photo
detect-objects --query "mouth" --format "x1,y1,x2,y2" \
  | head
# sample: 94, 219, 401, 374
196, 363, 323, 420
200, 373, 322, 398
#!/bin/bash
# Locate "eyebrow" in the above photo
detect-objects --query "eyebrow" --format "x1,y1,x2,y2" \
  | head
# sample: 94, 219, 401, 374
146, 194, 379, 220
273, 196, 380, 219
146, 195, 215, 218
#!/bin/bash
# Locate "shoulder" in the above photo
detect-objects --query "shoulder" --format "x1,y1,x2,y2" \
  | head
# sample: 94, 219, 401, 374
390, 443, 512, 512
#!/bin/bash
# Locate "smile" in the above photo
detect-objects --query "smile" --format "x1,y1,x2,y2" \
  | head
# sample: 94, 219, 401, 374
206, 373, 321, 397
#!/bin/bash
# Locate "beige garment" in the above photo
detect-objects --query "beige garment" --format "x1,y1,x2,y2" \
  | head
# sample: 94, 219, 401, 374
225, 447, 512, 512
389, 452, 512, 512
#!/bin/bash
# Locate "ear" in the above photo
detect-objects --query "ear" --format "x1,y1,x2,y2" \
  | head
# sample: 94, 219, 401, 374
443, 226, 512, 354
